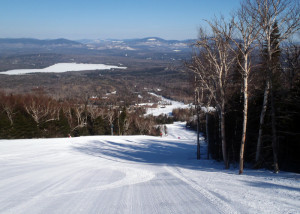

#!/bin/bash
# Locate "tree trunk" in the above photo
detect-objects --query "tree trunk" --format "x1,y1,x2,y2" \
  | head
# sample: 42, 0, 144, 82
255, 78, 270, 163
239, 72, 249, 174
118, 112, 121, 135
197, 112, 200, 159
270, 82, 279, 173
196, 90, 200, 160
206, 113, 210, 159
220, 104, 228, 169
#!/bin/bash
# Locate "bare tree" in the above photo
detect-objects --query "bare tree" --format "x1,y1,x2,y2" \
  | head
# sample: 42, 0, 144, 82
123, 116, 132, 135
87, 105, 104, 121
106, 109, 115, 135
72, 104, 88, 131
186, 19, 235, 168
23, 95, 58, 126
134, 115, 144, 135
0, 94, 18, 126
62, 102, 74, 129
194, 78, 201, 159
141, 117, 155, 135
231, 1, 262, 174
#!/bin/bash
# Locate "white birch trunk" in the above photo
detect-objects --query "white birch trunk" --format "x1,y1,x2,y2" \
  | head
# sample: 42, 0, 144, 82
255, 78, 270, 162
239, 62, 249, 174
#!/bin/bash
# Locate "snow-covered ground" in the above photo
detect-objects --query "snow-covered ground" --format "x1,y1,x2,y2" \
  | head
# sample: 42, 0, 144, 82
0, 95, 299, 213
0, 63, 127, 75
0, 122, 299, 214
145, 93, 191, 116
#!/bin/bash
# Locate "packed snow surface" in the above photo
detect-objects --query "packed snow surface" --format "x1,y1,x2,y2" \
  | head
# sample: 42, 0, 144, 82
0, 122, 299, 213
0, 63, 127, 75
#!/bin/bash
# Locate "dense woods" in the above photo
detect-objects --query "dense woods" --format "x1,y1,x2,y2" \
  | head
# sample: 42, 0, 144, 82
186, 0, 300, 173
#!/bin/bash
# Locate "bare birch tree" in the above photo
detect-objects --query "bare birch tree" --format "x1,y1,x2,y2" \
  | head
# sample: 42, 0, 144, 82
24, 95, 59, 126
186, 19, 235, 168
230, 2, 262, 174
72, 104, 88, 131
106, 109, 115, 135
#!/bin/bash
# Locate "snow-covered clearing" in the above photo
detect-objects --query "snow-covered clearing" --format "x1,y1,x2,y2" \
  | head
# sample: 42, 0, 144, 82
0, 122, 299, 214
0, 63, 127, 75
145, 93, 191, 116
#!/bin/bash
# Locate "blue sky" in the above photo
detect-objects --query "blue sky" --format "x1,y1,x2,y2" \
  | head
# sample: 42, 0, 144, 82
0, 0, 241, 40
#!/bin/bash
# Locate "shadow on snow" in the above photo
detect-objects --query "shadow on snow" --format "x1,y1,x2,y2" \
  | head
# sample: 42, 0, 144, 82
72, 137, 207, 168
72, 136, 300, 181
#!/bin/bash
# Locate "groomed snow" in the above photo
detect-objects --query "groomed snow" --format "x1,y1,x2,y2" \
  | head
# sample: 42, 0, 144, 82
0, 63, 127, 75
0, 122, 299, 214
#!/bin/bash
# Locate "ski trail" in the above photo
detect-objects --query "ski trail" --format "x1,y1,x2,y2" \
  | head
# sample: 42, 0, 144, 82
1, 114, 299, 213
164, 167, 239, 214
164, 122, 238, 214
49, 166, 155, 197
3, 166, 155, 214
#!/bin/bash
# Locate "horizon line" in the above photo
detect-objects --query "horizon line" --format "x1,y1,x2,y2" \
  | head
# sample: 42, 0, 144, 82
0, 37, 197, 42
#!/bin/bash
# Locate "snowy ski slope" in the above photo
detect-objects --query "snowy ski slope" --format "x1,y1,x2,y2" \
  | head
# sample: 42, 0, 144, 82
0, 95, 299, 213
0, 122, 299, 214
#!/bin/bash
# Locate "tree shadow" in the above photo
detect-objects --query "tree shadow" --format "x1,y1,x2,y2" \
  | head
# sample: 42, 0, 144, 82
242, 180, 300, 192
72, 137, 300, 180
72, 137, 214, 170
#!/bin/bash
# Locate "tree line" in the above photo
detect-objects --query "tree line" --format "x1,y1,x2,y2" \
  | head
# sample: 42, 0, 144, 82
0, 92, 167, 139
185, 0, 300, 173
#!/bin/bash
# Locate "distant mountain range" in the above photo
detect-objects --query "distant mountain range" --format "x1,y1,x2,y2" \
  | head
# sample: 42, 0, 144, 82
77, 37, 195, 52
0, 37, 196, 61
77, 37, 195, 45
0, 38, 81, 46
0, 37, 195, 52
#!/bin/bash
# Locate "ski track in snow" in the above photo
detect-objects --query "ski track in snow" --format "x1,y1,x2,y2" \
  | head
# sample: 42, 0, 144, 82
0, 96, 299, 213
164, 166, 238, 214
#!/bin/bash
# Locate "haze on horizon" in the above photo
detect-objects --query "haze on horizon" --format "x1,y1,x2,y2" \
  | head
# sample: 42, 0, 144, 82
0, 0, 240, 40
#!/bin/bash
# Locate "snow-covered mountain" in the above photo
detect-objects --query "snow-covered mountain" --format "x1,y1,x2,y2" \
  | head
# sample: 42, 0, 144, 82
0, 37, 194, 60
78, 37, 195, 52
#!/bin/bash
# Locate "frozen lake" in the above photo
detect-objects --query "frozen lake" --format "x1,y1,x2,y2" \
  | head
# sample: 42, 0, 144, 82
0, 63, 127, 75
